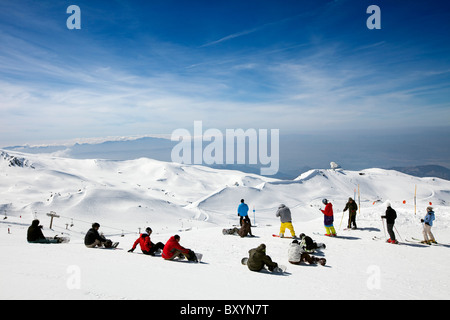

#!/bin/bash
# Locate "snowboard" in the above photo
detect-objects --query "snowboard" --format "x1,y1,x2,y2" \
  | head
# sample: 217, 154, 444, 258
271, 265, 287, 273
241, 257, 286, 274
272, 234, 297, 239
223, 228, 238, 236
195, 253, 203, 262
98, 242, 120, 249
56, 236, 70, 244
45, 236, 70, 243
172, 252, 203, 263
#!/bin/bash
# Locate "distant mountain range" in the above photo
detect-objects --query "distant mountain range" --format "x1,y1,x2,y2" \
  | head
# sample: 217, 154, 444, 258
388, 165, 450, 181
3, 137, 450, 181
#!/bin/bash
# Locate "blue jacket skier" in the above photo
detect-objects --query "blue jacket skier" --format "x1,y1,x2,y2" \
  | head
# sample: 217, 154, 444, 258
237, 199, 250, 226
421, 207, 436, 244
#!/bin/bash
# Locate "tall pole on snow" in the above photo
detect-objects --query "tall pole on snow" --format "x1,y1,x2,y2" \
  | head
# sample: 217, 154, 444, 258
358, 184, 361, 215
414, 185, 417, 216
253, 205, 256, 227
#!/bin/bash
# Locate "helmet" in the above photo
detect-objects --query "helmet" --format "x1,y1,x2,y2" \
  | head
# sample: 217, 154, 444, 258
322, 199, 328, 205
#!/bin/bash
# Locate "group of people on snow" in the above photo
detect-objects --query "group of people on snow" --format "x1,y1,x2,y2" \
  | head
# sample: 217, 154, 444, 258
25, 196, 439, 274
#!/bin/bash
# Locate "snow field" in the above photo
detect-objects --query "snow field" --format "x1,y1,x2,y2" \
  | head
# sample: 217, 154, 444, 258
1, 150, 449, 300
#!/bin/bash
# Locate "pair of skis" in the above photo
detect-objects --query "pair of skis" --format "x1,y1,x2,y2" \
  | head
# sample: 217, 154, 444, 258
372, 236, 447, 246
405, 237, 446, 246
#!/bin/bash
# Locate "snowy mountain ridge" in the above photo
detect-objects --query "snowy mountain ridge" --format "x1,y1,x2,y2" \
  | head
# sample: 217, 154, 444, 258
1, 149, 449, 231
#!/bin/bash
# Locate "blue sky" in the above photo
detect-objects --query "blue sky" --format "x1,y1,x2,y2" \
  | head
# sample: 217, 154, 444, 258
0, 0, 450, 148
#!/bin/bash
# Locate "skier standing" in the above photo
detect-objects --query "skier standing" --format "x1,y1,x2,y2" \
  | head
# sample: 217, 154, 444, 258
421, 207, 437, 244
320, 199, 336, 236
381, 202, 398, 244
276, 204, 296, 238
237, 199, 250, 226
128, 227, 165, 255
343, 197, 358, 229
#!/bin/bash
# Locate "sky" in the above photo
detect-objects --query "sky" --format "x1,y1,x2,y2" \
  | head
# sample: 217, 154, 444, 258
0, 0, 450, 168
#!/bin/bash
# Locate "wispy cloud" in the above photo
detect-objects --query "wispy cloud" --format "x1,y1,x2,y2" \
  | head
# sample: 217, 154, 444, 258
1, 0, 449, 148
200, 26, 263, 47
200, 13, 306, 48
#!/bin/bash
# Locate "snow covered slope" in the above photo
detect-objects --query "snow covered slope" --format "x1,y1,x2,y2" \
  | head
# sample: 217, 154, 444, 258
1, 150, 449, 300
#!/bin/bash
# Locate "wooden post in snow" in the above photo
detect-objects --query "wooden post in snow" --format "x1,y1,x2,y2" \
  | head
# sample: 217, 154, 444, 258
47, 211, 60, 229
358, 184, 361, 215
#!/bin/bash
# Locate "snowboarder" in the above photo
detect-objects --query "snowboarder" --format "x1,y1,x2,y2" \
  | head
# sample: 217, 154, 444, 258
276, 204, 296, 238
84, 223, 115, 248
162, 235, 199, 262
27, 219, 64, 244
128, 227, 165, 255
298, 233, 326, 253
237, 199, 250, 226
381, 202, 398, 244
343, 197, 358, 229
421, 206, 437, 244
320, 199, 336, 236
246, 244, 279, 272
222, 218, 254, 237
288, 240, 326, 266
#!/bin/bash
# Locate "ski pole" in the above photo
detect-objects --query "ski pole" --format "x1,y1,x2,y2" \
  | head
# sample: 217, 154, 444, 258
339, 211, 345, 230
394, 225, 403, 242
381, 217, 387, 239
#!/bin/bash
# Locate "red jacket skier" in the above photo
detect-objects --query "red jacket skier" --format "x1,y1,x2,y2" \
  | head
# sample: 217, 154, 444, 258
128, 227, 164, 256
320, 199, 336, 236
162, 235, 191, 260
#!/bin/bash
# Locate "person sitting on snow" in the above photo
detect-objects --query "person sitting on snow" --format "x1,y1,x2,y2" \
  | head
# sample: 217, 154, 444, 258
27, 219, 62, 244
288, 240, 326, 266
298, 233, 326, 253
162, 235, 198, 262
84, 223, 113, 248
128, 227, 165, 255
246, 244, 279, 272
222, 219, 254, 237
